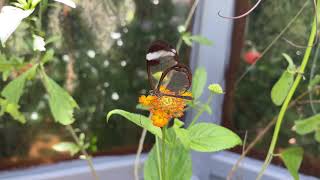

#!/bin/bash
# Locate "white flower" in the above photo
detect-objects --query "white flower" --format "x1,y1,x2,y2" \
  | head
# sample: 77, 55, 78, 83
33, 35, 46, 51
53, 0, 76, 8
0, 6, 34, 45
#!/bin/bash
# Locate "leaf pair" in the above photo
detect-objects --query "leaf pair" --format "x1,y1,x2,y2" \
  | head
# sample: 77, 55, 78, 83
0, 63, 78, 125
181, 32, 213, 46
0, 65, 37, 123
52, 133, 89, 156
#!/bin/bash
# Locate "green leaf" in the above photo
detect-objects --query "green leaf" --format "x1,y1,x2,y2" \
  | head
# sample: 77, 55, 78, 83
308, 75, 320, 90
173, 118, 184, 128
271, 71, 294, 106
294, 114, 320, 135
31, 0, 42, 8
45, 35, 61, 45
315, 129, 320, 143
42, 73, 79, 125
182, 33, 192, 46
192, 67, 207, 100
144, 130, 192, 180
188, 123, 242, 152
0, 60, 15, 72
0, 98, 26, 123
1, 65, 37, 104
52, 142, 80, 156
17, 0, 28, 6
189, 35, 213, 46
280, 147, 304, 180
173, 127, 190, 148
41, 49, 55, 64
106, 109, 162, 138
173, 120, 190, 148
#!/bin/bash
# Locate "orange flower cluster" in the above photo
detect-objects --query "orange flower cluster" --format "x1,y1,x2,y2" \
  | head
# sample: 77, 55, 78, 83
139, 87, 192, 127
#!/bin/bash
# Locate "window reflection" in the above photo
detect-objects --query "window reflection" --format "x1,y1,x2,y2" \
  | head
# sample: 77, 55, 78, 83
0, 0, 192, 171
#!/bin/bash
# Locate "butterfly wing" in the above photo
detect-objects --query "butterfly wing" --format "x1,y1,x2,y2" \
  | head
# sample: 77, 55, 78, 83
157, 64, 192, 99
146, 40, 178, 90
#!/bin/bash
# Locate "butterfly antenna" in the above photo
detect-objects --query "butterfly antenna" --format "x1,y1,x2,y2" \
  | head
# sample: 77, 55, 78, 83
218, 0, 262, 19
282, 0, 319, 48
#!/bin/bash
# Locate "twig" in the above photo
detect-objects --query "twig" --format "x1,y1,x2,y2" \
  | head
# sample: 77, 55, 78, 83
134, 128, 147, 180
66, 125, 99, 180
176, 0, 200, 52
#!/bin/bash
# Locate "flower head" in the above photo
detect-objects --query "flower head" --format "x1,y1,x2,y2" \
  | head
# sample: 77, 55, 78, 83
139, 87, 192, 127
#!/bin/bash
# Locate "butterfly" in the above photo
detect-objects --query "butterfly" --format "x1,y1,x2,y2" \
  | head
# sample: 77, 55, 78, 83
146, 40, 193, 100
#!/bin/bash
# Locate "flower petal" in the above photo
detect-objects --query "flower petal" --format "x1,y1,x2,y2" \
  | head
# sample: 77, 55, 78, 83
0, 6, 33, 45
33, 35, 46, 51
53, 0, 76, 8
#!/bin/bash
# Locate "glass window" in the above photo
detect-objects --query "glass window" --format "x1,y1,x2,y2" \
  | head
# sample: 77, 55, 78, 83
0, 0, 192, 171
224, 0, 320, 177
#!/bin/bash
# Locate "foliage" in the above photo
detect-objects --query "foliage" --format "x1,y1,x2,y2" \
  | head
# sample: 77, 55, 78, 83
144, 128, 192, 180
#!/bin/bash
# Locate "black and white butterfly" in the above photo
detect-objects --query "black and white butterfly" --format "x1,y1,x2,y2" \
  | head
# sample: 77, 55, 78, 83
146, 40, 192, 100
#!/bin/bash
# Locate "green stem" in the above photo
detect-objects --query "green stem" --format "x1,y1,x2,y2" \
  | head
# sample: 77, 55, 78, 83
156, 136, 163, 180
66, 125, 99, 180
309, 43, 320, 114
167, 133, 175, 180
161, 128, 166, 180
188, 93, 213, 128
256, 3, 319, 179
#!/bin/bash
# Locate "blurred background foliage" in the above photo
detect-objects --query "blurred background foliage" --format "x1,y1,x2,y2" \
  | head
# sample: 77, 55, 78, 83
0, 0, 192, 167
235, 0, 320, 161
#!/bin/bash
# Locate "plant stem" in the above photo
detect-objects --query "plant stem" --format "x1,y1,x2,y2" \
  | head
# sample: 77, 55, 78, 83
161, 128, 166, 180
176, 0, 200, 52
66, 125, 99, 180
155, 136, 163, 180
309, 43, 320, 114
188, 93, 213, 127
256, 3, 319, 179
134, 128, 147, 180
